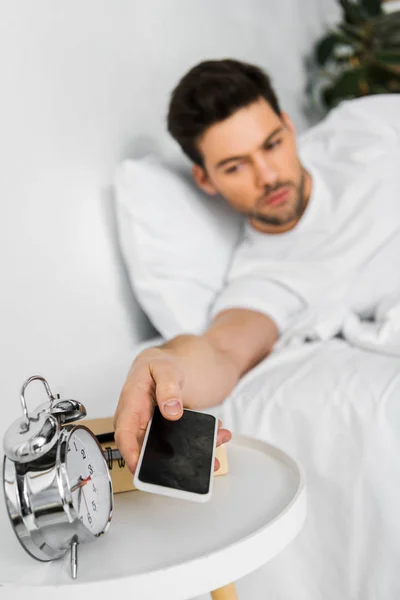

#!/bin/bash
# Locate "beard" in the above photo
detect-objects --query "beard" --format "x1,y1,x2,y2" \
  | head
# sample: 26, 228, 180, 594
248, 169, 307, 227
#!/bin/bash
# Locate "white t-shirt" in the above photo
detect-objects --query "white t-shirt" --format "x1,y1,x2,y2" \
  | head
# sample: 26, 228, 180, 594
210, 95, 400, 341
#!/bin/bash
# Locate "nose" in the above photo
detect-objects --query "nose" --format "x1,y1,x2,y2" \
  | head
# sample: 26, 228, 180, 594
253, 154, 278, 189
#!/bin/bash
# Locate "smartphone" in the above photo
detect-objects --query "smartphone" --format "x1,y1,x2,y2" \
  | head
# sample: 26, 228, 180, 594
133, 406, 218, 503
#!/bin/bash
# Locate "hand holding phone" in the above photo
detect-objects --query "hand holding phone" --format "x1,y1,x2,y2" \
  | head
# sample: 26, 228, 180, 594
133, 406, 218, 502
113, 346, 232, 476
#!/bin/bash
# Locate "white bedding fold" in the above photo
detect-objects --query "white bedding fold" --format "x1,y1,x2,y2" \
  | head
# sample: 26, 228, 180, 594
213, 339, 400, 600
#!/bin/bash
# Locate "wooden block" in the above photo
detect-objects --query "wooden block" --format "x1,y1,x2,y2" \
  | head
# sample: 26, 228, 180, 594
211, 583, 239, 599
83, 416, 229, 494
85, 416, 114, 437
215, 442, 229, 477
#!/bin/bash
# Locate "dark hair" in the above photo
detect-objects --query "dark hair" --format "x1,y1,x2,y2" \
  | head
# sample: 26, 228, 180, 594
167, 59, 282, 165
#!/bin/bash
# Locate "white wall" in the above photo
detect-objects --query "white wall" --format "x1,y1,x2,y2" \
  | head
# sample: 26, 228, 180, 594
0, 0, 339, 434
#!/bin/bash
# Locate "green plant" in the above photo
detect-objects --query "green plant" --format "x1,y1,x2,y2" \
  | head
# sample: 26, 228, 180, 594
311, 0, 400, 110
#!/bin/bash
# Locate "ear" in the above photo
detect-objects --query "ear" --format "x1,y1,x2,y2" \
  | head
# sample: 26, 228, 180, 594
192, 164, 218, 196
281, 112, 296, 136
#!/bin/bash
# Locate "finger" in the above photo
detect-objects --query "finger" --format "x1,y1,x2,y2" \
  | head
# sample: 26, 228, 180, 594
114, 355, 184, 471
149, 359, 185, 420
214, 457, 220, 472
216, 427, 232, 447
114, 408, 142, 474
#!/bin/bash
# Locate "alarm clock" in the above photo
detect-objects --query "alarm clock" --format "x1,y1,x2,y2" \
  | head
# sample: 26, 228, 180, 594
2, 375, 114, 579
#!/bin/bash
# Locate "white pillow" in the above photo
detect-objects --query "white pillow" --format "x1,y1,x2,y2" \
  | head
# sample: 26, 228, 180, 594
115, 156, 243, 339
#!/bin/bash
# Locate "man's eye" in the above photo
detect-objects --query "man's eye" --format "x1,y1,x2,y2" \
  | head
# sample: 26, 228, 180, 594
225, 164, 240, 174
265, 139, 282, 151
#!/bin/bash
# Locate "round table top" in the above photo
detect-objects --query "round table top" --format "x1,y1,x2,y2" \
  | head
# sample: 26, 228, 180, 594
0, 434, 306, 599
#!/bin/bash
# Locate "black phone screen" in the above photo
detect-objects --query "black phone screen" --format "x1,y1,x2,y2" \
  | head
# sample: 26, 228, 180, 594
137, 407, 216, 495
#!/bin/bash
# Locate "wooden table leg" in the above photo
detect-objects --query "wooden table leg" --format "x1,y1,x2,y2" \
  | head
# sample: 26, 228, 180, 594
210, 582, 238, 599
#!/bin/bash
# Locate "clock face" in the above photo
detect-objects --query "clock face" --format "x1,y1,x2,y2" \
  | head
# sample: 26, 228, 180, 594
66, 427, 112, 536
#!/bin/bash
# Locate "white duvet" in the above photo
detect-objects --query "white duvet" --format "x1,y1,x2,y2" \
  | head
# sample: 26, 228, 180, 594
213, 338, 400, 600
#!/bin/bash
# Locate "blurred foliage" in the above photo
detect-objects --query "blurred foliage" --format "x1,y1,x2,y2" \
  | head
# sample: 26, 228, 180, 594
309, 0, 400, 111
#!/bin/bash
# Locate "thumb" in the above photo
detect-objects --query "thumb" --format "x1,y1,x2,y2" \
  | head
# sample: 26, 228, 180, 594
150, 358, 184, 420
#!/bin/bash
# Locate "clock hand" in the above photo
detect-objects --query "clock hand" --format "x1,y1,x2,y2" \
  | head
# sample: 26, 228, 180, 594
82, 487, 90, 515
70, 475, 92, 494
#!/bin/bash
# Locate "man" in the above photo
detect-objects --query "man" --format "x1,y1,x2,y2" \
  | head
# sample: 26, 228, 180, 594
114, 59, 400, 473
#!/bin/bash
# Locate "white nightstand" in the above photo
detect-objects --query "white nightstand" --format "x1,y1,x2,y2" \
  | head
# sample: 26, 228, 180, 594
0, 435, 306, 599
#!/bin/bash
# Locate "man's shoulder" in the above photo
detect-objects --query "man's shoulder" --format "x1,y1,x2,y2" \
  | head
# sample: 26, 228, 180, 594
299, 94, 400, 152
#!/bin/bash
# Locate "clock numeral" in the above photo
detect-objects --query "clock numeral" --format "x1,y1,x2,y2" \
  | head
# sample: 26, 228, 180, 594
81, 448, 86, 460
88, 463, 94, 475
92, 483, 97, 493
87, 513, 92, 525
74, 442, 78, 452
92, 501, 97, 512
80, 516, 84, 523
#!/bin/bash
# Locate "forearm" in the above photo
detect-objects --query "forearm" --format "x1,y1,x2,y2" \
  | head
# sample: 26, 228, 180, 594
140, 334, 240, 410
127, 310, 278, 412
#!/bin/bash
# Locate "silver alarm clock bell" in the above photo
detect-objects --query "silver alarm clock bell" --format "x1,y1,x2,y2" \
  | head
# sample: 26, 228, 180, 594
2, 375, 114, 579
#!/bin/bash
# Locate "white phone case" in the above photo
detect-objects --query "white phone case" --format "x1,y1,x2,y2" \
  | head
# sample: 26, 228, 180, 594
133, 408, 218, 503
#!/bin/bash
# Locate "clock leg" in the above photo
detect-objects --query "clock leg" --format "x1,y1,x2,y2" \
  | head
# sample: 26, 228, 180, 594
70, 535, 79, 579
210, 582, 238, 599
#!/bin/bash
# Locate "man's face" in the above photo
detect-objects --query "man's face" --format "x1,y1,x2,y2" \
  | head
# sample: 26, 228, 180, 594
193, 97, 310, 234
